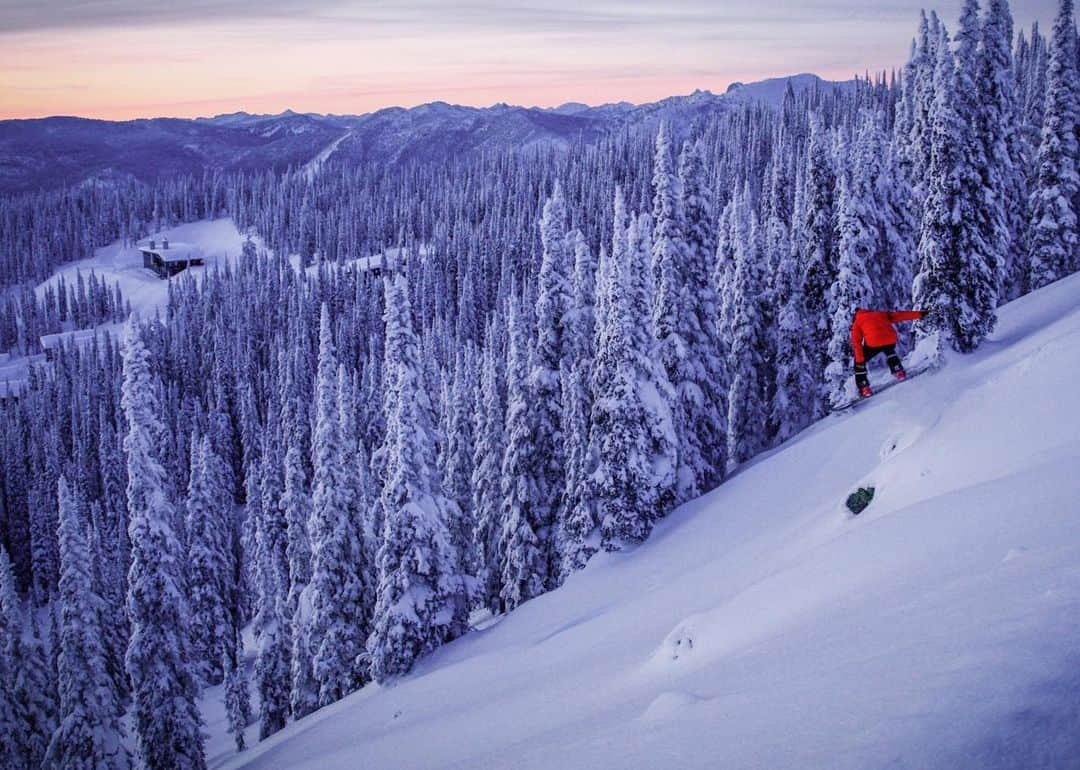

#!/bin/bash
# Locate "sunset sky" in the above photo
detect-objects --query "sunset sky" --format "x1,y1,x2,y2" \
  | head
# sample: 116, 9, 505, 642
0, 0, 1058, 121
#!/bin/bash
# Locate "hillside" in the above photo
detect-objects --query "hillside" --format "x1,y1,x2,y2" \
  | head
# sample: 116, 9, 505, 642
215, 274, 1080, 770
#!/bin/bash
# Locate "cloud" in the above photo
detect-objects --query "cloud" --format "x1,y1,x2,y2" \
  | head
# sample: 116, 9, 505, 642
0, 0, 949, 36
0, 0, 338, 33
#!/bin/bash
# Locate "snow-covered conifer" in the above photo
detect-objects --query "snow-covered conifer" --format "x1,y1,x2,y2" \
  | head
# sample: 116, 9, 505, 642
45, 476, 131, 770
121, 321, 206, 770
1028, 0, 1079, 289
979, 0, 1028, 299
677, 138, 728, 492
726, 195, 769, 465
307, 305, 367, 704
914, 25, 998, 353
529, 180, 573, 584
369, 273, 467, 681
223, 630, 250, 753
827, 166, 876, 407
472, 323, 506, 613
801, 112, 838, 407
186, 435, 233, 685
498, 293, 546, 610
590, 190, 677, 548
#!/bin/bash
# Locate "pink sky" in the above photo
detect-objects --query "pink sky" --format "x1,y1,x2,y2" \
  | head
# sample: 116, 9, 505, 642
0, 1, 1057, 120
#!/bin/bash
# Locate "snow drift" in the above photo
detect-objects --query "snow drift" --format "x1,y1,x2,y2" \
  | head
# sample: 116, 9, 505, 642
213, 275, 1080, 769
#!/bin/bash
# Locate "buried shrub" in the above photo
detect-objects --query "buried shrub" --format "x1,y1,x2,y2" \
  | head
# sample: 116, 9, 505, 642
846, 486, 875, 515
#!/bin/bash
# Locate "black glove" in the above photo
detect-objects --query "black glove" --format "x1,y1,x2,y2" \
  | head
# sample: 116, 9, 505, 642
854, 361, 869, 390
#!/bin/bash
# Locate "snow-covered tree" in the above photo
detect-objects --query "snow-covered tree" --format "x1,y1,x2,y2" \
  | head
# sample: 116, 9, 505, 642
677, 138, 728, 491
444, 346, 478, 585
914, 25, 998, 353
1028, 0, 1079, 289
255, 578, 290, 739
2, 546, 56, 770
223, 629, 250, 753
121, 322, 206, 770
801, 111, 839, 408
281, 434, 311, 613
307, 305, 367, 705
472, 323, 506, 612
726, 193, 769, 465
186, 434, 233, 685
498, 293, 546, 609
953, 0, 1000, 336
827, 166, 876, 407
45, 476, 131, 770
529, 180, 573, 584
557, 231, 599, 577
770, 235, 816, 444
369, 272, 467, 682
979, 0, 1029, 300
590, 190, 677, 548
0, 546, 16, 770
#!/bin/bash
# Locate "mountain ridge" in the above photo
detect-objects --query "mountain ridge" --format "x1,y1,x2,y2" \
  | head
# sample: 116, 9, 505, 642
0, 74, 851, 194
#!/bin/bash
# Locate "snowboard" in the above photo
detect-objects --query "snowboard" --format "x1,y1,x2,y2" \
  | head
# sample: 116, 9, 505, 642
830, 364, 931, 412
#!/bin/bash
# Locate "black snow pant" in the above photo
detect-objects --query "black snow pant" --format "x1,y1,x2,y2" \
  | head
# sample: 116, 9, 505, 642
855, 344, 903, 389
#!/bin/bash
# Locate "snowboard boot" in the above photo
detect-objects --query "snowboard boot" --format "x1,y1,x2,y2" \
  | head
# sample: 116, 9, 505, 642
886, 349, 905, 380
859, 384, 873, 399
854, 362, 870, 396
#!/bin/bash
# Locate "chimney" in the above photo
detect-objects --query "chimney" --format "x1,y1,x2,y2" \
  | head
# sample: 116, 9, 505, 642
149, 239, 156, 250
163, 237, 169, 250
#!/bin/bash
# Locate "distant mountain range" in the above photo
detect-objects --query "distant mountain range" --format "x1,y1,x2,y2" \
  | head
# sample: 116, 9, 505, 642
0, 74, 851, 195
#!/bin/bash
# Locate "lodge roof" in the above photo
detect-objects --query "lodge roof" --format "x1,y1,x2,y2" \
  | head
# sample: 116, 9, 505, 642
138, 240, 202, 262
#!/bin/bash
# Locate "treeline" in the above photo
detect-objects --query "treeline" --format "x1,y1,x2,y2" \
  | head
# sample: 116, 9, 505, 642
0, 270, 130, 354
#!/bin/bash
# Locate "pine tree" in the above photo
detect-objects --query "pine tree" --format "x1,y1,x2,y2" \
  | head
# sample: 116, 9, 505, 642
471, 324, 506, 613
801, 112, 839, 411
914, 25, 998, 353
10, 611, 57, 769
590, 190, 677, 548
677, 139, 728, 491
557, 232, 599, 578
255, 580, 290, 739
121, 322, 206, 770
281, 435, 311, 614
223, 629, 250, 753
827, 165, 876, 407
0, 546, 29, 769
444, 346, 478, 587
45, 476, 131, 770
281, 414, 318, 719
1028, 0, 1079, 289
651, 126, 694, 500
954, 0, 1000, 335
529, 180, 573, 586
369, 272, 467, 681
726, 194, 769, 465
307, 305, 367, 705
651, 122, 686, 391
980, 0, 1029, 300
185, 435, 233, 686
498, 294, 546, 609
558, 360, 597, 575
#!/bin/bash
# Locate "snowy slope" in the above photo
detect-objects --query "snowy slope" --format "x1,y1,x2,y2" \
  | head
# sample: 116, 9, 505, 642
217, 276, 1080, 770
36, 217, 250, 319
0, 219, 252, 391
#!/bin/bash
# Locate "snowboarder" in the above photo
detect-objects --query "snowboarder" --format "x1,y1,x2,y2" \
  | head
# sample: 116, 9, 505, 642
851, 309, 926, 398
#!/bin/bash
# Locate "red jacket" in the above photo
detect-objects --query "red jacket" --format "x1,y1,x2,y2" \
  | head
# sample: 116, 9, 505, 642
850, 309, 923, 363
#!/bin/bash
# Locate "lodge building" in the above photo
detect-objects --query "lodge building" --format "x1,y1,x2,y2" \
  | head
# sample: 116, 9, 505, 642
139, 238, 205, 278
